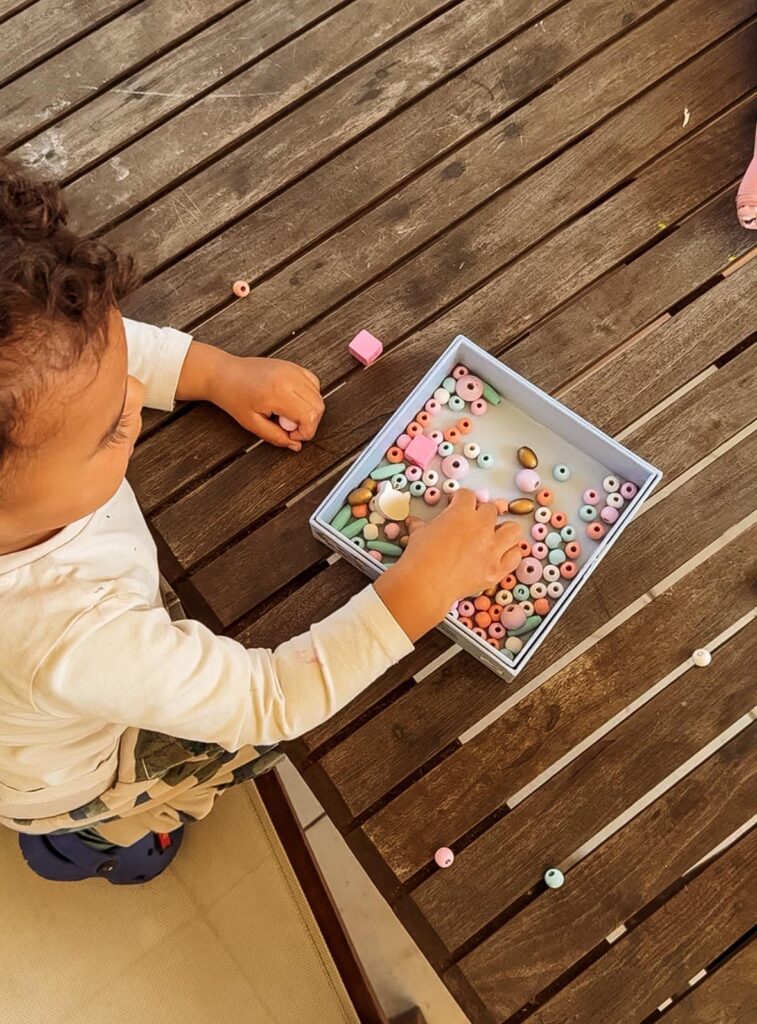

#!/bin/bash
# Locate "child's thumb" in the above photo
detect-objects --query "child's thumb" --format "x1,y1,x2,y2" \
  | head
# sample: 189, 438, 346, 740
250, 413, 301, 451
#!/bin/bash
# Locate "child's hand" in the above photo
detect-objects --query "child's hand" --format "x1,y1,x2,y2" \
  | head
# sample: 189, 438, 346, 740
374, 490, 523, 641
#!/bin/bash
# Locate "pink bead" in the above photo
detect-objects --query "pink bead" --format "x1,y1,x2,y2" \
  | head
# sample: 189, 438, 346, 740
583, 489, 600, 505
470, 398, 488, 416
406, 466, 422, 481
488, 622, 506, 639
560, 560, 578, 579
348, 329, 383, 366
405, 433, 438, 470
428, 430, 444, 444
396, 433, 411, 450
501, 604, 527, 630
587, 522, 606, 540
474, 488, 490, 503
232, 280, 250, 298
600, 505, 619, 525
425, 398, 441, 415
441, 454, 469, 480
531, 542, 548, 559
458, 599, 475, 618
515, 469, 540, 493
368, 549, 383, 562
531, 523, 548, 541
435, 847, 454, 868
452, 364, 469, 380
620, 481, 638, 500
516, 557, 543, 584
383, 523, 401, 540
423, 487, 442, 505
473, 626, 488, 640
278, 415, 298, 432
455, 375, 484, 401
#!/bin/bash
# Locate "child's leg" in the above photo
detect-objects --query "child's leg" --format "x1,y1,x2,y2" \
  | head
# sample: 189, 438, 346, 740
736, 124, 757, 229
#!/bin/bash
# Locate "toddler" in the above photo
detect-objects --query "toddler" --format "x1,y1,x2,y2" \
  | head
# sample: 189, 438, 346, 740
0, 160, 521, 883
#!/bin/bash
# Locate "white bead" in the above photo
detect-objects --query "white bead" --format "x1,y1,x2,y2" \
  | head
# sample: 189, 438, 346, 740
422, 469, 439, 486
433, 387, 450, 405
547, 580, 564, 598
692, 648, 712, 667
544, 868, 564, 889
602, 474, 620, 493
606, 492, 624, 509
442, 478, 460, 494
362, 524, 379, 541
543, 565, 560, 583
463, 442, 481, 459
369, 511, 386, 525
534, 506, 551, 524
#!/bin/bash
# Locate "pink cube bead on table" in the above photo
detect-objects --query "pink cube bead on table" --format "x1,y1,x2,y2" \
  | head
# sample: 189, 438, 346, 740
404, 433, 438, 470
348, 329, 383, 366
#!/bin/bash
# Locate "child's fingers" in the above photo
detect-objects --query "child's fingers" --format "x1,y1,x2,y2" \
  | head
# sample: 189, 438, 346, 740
498, 544, 522, 576
406, 516, 427, 534
249, 413, 301, 451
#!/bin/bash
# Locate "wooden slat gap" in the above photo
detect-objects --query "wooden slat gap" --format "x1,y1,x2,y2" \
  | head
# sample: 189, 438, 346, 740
714, 330, 757, 369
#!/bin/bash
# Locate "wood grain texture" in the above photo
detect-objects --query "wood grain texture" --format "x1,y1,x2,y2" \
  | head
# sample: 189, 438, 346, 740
303, 428, 757, 825
72, 0, 538, 238
140, 100, 755, 561
0, 0, 240, 146
359, 524, 757, 883
456, 725, 756, 1018
525, 828, 757, 1024
0, 0, 138, 86
657, 940, 757, 1024
410, 619, 757, 953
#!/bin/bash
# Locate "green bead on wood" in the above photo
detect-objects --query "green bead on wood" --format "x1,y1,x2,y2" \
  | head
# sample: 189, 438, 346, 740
366, 540, 404, 557
371, 463, 406, 481
331, 505, 352, 531
341, 517, 368, 539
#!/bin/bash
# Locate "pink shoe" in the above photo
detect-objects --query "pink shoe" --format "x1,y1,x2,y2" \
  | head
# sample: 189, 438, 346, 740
736, 125, 757, 229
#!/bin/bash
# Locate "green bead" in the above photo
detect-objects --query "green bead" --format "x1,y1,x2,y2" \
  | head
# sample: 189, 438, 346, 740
438, 441, 454, 457
409, 481, 426, 497
508, 614, 542, 637
546, 531, 562, 549
512, 584, 530, 601
391, 473, 408, 490
544, 868, 564, 889
549, 548, 566, 565
352, 536, 366, 549
579, 504, 597, 522
449, 395, 465, 412
341, 517, 368, 539
443, 376, 456, 392
331, 505, 352, 531
560, 525, 576, 541
367, 540, 404, 557
502, 649, 515, 661
481, 382, 502, 406
477, 453, 494, 469
371, 463, 405, 481
552, 464, 570, 481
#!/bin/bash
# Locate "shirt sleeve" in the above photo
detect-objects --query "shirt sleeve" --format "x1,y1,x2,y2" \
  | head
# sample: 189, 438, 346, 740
32, 586, 414, 751
123, 317, 193, 411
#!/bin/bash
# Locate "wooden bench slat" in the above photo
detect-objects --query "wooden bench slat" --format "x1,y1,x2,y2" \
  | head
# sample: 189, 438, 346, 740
455, 726, 757, 1019
359, 523, 757, 883
522, 828, 756, 1024
653, 939, 757, 1024
142, 101, 754, 564
0, 0, 242, 145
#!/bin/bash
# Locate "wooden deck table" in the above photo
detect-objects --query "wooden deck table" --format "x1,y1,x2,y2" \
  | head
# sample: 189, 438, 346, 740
3, 0, 755, 1019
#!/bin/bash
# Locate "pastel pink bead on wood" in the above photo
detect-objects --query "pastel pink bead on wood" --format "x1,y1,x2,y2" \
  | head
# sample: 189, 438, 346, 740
404, 433, 438, 470
348, 329, 383, 366
435, 847, 454, 868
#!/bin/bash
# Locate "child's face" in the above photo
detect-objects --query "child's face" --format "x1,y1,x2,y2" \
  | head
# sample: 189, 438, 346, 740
0, 310, 145, 547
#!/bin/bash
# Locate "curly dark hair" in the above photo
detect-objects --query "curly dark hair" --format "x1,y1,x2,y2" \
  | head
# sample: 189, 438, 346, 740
0, 158, 140, 474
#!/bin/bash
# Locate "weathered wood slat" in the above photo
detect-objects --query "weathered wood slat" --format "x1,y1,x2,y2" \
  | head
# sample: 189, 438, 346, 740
0, 0, 280, 147
656, 939, 757, 1024
305, 444, 753, 827
69, 0, 551, 236
0, 0, 138, 86
455, 725, 756, 1018
358, 523, 757, 883
524, 828, 757, 1024
190, 320, 756, 629
139, 100, 755, 561
410, 619, 757, 953
123, 0, 673, 331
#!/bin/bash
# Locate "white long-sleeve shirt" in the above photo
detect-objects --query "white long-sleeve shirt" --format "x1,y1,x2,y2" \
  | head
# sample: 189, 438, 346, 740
0, 319, 412, 821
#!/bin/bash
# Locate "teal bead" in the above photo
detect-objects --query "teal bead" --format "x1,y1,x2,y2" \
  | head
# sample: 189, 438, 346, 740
449, 395, 465, 412
579, 504, 598, 522
508, 614, 542, 637
477, 453, 494, 469
367, 540, 404, 557
502, 648, 515, 661
546, 531, 562, 549
552, 464, 571, 481
331, 505, 352, 531
512, 584, 530, 601
481, 382, 502, 406
391, 473, 408, 490
443, 376, 456, 392
549, 548, 566, 565
352, 536, 366, 549
560, 525, 576, 541
341, 517, 368, 539
371, 463, 405, 481
409, 481, 426, 497
544, 868, 564, 889
438, 441, 455, 457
